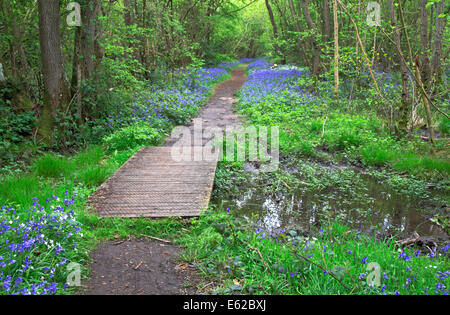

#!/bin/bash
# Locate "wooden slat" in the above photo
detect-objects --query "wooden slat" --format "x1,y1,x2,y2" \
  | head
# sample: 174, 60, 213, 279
88, 147, 219, 217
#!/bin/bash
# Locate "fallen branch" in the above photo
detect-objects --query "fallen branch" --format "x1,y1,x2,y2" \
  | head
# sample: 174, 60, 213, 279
280, 179, 292, 190
199, 282, 214, 292
396, 232, 421, 247
141, 234, 172, 244
112, 238, 131, 246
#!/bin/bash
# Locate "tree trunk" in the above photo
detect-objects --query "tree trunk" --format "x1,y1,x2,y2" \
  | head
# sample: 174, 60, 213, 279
431, 0, 446, 87
0, 63, 5, 82
332, 0, 339, 99
415, 56, 435, 143
419, 0, 431, 90
80, 0, 99, 81
300, 0, 320, 76
265, 0, 284, 63
287, 0, 307, 64
71, 0, 102, 121
142, 0, 150, 76
388, 0, 410, 136
37, 0, 70, 144
124, 0, 134, 26
322, 0, 332, 42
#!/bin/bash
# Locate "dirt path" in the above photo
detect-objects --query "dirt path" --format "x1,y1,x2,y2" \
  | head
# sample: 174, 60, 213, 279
82, 66, 247, 295
164, 65, 247, 146
83, 239, 201, 295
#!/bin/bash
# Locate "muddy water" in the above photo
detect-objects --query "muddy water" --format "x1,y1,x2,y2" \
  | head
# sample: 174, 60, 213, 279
213, 162, 448, 238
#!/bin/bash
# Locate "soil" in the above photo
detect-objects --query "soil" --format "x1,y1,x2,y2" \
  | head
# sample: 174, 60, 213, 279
82, 239, 201, 295
82, 66, 248, 295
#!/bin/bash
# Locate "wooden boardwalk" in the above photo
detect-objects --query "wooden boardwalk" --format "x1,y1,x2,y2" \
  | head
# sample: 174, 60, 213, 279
88, 147, 219, 217
88, 66, 247, 218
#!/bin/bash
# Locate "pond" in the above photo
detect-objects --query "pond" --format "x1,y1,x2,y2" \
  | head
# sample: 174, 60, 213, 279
213, 160, 448, 239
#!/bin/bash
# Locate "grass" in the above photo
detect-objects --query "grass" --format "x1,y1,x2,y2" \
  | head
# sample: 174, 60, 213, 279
0, 145, 117, 207
175, 206, 449, 295
33, 154, 75, 178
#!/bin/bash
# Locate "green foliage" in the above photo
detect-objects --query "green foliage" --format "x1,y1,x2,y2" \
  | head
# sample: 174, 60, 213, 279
76, 164, 115, 187
73, 146, 105, 168
33, 153, 74, 178
0, 107, 35, 144
102, 123, 164, 152
0, 98, 36, 165
438, 118, 450, 135
360, 141, 396, 166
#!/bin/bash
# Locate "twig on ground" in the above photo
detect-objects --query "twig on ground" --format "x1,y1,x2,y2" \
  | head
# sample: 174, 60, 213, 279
141, 234, 172, 244
112, 238, 130, 246
280, 179, 291, 190
199, 282, 214, 292
134, 261, 143, 270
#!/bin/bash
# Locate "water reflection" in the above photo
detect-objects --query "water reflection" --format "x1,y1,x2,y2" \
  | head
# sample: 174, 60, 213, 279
214, 164, 448, 238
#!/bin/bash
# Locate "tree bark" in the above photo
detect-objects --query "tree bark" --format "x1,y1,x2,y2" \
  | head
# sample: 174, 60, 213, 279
419, 0, 431, 90
300, 0, 320, 76
37, 0, 70, 144
388, 0, 410, 136
71, 0, 103, 121
79, 0, 99, 81
124, 0, 134, 26
0, 63, 5, 82
322, 0, 332, 42
332, 0, 339, 99
431, 0, 446, 87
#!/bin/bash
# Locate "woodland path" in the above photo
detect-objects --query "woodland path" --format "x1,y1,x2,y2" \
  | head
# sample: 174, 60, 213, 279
88, 65, 247, 218
83, 66, 247, 295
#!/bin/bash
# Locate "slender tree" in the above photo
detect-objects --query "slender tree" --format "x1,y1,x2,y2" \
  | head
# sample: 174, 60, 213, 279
431, 0, 447, 87
287, 0, 306, 63
322, 0, 332, 43
265, 0, 284, 63
71, 0, 102, 121
332, 0, 339, 99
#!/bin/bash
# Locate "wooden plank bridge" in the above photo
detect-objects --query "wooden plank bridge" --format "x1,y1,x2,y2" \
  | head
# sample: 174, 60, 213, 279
88, 66, 247, 218
88, 147, 219, 217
